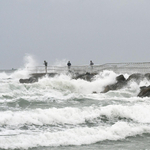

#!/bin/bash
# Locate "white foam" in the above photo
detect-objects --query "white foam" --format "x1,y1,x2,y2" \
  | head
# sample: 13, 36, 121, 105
10, 54, 38, 79
0, 122, 150, 149
0, 107, 101, 126
1, 70, 149, 103
0, 54, 38, 81
0, 72, 9, 79
100, 104, 150, 123
39, 70, 117, 94
1, 103, 150, 127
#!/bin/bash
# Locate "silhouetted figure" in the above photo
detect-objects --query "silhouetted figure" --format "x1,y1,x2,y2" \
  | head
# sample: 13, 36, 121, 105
44, 60, 48, 73
90, 60, 94, 66
90, 60, 94, 70
67, 61, 71, 70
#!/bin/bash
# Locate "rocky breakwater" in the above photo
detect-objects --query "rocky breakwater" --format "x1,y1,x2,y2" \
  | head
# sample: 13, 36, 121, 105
19, 72, 150, 97
102, 73, 150, 97
19, 72, 97, 84
19, 73, 58, 83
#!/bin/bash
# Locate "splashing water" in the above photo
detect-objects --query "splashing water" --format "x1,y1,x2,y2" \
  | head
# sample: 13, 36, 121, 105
1, 58, 150, 150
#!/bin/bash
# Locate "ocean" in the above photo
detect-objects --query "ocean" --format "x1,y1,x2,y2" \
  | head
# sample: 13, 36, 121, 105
0, 65, 150, 150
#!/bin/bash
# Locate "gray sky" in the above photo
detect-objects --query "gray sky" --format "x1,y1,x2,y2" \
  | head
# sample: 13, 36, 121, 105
0, 0, 150, 69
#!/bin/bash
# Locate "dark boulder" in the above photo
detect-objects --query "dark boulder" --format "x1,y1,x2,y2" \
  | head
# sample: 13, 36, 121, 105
101, 73, 150, 94
101, 80, 127, 93
127, 73, 144, 82
73, 72, 97, 81
101, 74, 127, 93
19, 77, 38, 83
101, 84, 117, 93
19, 73, 58, 84
116, 75, 126, 82
19, 79, 29, 83
138, 86, 150, 97
144, 73, 150, 80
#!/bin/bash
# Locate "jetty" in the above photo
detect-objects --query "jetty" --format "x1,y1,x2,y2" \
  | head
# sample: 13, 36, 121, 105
28, 62, 150, 78
18, 61, 150, 83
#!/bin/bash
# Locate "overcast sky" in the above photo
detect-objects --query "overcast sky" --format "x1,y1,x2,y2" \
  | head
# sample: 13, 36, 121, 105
0, 0, 150, 69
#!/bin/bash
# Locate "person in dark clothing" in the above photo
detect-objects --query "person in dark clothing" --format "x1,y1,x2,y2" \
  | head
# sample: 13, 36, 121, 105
90, 60, 94, 66
67, 61, 71, 70
44, 60, 48, 73
90, 60, 94, 69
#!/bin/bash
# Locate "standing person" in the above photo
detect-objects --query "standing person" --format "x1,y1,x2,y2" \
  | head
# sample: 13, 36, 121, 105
67, 61, 71, 70
44, 60, 48, 73
90, 60, 94, 66
90, 60, 94, 70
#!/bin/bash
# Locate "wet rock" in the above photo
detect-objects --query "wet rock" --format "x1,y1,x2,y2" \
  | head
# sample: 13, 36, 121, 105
101, 74, 127, 93
144, 73, 150, 80
100, 72, 150, 94
19, 77, 38, 83
138, 85, 150, 97
101, 84, 116, 93
126, 73, 144, 82
73, 72, 97, 81
116, 74, 126, 82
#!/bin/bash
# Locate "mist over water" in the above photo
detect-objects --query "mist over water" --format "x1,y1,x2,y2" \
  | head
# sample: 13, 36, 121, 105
0, 56, 150, 150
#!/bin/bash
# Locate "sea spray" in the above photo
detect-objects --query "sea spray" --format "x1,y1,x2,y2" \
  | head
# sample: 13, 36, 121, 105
52, 59, 68, 66
9, 54, 38, 79
1, 62, 150, 149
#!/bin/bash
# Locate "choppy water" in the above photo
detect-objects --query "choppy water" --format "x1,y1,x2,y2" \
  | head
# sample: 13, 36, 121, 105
1, 67, 150, 150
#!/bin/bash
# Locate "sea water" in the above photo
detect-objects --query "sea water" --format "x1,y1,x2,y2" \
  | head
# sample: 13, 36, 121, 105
0, 62, 150, 150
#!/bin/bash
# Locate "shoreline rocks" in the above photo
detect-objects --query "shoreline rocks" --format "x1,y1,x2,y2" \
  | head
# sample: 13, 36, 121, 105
19, 73, 58, 84
102, 73, 150, 97
19, 72, 150, 97
138, 86, 150, 97
19, 77, 38, 84
19, 72, 97, 84
73, 72, 97, 81
101, 74, 127, 93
